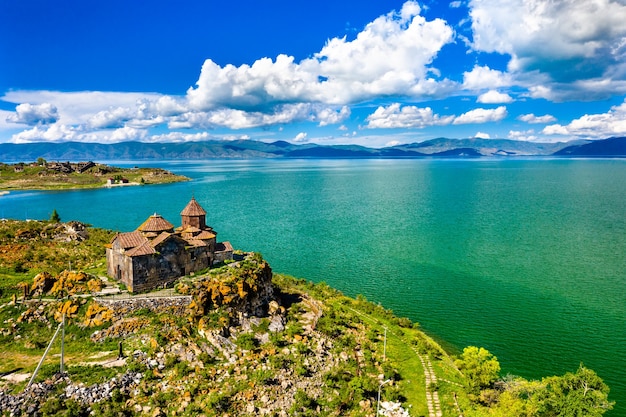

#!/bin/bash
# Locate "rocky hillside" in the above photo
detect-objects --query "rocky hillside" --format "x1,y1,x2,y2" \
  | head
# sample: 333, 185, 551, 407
0, 221, 614, 417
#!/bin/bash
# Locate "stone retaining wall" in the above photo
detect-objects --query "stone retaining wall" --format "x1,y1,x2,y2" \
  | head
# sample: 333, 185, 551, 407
95, 296, 192, 314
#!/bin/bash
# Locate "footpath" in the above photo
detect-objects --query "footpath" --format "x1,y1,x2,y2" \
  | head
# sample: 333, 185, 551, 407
345, 305, 464, 417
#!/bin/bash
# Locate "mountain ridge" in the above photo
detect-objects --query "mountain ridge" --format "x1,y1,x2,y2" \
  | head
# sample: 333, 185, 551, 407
1, 137, 624, 161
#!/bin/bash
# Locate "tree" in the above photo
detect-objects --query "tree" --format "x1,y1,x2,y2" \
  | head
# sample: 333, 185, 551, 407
456, 346, 501, 395
36, 157, 47, 166
50, 209, 61, 223
534, 364, 614, 417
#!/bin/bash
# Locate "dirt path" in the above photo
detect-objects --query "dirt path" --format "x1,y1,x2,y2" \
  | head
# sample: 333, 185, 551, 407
344, 305, 447, 417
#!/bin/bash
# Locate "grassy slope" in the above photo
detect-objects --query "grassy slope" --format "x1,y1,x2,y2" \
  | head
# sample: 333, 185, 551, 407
0, 221, 613, 416
2, 272, 467, 416
0, 218, 467, 415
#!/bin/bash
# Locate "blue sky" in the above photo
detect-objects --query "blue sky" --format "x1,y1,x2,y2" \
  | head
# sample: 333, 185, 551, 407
1, 0, 626, 147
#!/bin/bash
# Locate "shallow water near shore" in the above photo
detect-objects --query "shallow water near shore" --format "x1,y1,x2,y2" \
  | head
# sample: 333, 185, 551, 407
2, 158, 625, 414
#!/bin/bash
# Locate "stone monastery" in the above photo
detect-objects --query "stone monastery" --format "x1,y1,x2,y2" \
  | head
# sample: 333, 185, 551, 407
106, 197, 233, 292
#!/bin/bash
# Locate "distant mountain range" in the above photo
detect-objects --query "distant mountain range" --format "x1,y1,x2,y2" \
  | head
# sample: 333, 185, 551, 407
1, 137, 625, 162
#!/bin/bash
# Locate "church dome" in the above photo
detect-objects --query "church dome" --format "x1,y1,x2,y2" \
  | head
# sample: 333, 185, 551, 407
137, 213, 174, 233
180, 197, 207, 216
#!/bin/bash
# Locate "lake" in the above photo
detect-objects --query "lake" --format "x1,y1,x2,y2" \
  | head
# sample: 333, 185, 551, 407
2, 158, 625, 414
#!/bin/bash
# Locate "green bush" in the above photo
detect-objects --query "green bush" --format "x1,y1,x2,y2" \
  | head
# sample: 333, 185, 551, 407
235, 332, 258, 350
290, 389, 318, 415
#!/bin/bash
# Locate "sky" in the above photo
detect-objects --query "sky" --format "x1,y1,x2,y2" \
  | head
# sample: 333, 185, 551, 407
1, 0, 626, 148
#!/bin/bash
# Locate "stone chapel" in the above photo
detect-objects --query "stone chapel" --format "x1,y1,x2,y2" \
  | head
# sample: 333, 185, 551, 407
106, 197, 233, 292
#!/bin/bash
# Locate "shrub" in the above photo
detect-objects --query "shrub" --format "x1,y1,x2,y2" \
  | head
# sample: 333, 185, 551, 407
235, 332, 258, 350
290, 389, 318, 415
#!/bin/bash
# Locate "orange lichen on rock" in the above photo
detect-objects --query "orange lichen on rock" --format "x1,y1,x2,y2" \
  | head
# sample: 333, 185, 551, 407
83, 303, 114, 327
49, 270, 102, 296
31, 271, 56, 296
54, 300, 79, 322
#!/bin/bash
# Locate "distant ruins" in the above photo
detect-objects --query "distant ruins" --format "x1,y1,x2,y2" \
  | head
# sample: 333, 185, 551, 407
106, 197, 233, 292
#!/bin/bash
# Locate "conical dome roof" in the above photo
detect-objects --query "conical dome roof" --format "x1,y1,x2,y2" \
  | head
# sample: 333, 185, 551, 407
181, 197, 206, 216
137, 213, 174, 233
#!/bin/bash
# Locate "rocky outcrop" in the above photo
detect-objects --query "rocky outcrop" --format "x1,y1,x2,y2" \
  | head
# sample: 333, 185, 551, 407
185, 252, 277, 323
15, 221, 90, 242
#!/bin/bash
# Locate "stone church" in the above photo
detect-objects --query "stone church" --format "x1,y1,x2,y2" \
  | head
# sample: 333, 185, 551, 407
106, 197, 233, 292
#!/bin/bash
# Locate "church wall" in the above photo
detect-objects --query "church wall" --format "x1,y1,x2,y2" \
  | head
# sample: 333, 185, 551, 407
186, 246, 212, 273
127, 242, 213, 292
214, 248, 234, 264
106, 247, 135, 291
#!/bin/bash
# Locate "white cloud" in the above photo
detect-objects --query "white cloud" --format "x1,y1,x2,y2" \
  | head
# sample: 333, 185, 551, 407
316, 106, 351, 126
527, 79, 626, 102
9, 123, 151, 144
508, 129, 538, 141
449, 1, 463, 8
365, 103, 454, 128
149, 132, 213, 143
386, 140, 402, 146
366, 103, 510, 128
0, 110, 19, 130
203, 104, 316, 129
453, 106, 507, 124
469, 0, 626, 100
109, 126, 148, 142
11, 124, 84, 143
542, 99, 626, 138
221, 134, 252, 141
187, 1, 454, 110
477, 90, 513, 103
6, 103, 59, 125
294, 132, 308, 142
89, 106, 134, 129
152, 96, 187, 116
168, 103, 348, 130
462, 65, 512, 90
167, 111, 212, 130
2, 88, 351, 142
2, 90, 162, 126
473, 132, 490, 139
518, 113, 556, 124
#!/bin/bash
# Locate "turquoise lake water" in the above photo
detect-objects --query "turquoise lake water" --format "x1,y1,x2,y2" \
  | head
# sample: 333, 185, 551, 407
2, 158, 625, 414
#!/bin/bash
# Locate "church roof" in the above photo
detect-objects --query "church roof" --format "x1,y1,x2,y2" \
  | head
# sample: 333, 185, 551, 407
126, 240, 156, 257
215, 241, 233, 253
196, 230, 216, 240
180, 197, 206, 216
137, 213, 174, 233
180, 226, 201, 234
150, 231, 172, 248
185, 238, 208, 247
114, 231, 148, 249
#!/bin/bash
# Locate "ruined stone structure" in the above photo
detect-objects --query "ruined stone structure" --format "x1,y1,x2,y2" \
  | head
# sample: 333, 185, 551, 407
106, 197, 233, 292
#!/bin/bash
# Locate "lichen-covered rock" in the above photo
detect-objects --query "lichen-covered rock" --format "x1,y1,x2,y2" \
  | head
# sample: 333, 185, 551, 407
91, 317, 151, 342
49, 270, 102, 296
189, 253, 276, 324
83, 302, 114, 327
53, 299, 79, 322
31, 271, 56, 296
17, 303, 50, 324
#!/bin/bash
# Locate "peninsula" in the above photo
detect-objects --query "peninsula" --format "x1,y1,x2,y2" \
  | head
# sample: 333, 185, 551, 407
0, 215, 614, 416
0, 160, 189, 191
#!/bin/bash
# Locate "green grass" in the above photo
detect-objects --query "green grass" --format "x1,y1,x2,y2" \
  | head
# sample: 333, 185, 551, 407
273, 273, 467, 416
